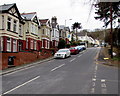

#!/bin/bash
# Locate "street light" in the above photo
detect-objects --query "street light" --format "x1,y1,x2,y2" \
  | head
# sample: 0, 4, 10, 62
65, 19, 72, 27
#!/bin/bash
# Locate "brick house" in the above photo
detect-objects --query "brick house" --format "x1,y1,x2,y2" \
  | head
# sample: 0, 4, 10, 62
39, 19, 51, 49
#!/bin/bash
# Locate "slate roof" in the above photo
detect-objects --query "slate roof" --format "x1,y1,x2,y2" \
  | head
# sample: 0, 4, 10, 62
59, 25, 65, 30
39, 19, 49, 25
21, 12, 36, 20
0, 3, 15, 12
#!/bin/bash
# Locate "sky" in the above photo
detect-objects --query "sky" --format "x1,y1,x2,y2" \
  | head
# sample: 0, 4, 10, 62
1, 0, 105, 31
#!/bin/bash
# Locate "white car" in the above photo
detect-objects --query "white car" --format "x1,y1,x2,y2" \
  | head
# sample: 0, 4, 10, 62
54, 49, 71, 59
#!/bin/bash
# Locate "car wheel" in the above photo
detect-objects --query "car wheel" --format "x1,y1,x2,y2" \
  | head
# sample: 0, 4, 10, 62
64, 55, 67, 58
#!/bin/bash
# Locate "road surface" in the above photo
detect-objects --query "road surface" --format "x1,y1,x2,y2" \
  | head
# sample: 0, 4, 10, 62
1, 47, 119, 95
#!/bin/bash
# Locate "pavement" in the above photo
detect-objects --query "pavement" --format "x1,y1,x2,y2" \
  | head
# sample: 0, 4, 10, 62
97, 47, 119, 67
0, 56, 54, 76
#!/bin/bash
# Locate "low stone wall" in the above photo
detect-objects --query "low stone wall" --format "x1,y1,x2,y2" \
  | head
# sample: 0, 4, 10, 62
0, 49, 57, 70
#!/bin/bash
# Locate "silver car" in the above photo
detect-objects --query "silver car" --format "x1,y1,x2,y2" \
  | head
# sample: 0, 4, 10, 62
54, 49, 71, 59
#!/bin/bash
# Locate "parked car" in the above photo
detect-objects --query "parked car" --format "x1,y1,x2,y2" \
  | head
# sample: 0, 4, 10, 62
69, 47, 79, 54
54, 49, 71, 59
94, 44, 99, 47
75, 46, 83, 52
79, 45, 86, 50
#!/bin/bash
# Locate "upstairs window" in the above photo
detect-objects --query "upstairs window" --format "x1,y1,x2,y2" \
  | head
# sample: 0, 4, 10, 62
13, 20, 17, 32
7, 17, 11, 31
2, 15, 4, 29
19, 25, 22, 36
52, 29, 54, 37
42, 29, 45, 34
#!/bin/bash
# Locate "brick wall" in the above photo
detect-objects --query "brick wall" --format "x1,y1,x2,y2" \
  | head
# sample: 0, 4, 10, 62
1, 49, 56, 70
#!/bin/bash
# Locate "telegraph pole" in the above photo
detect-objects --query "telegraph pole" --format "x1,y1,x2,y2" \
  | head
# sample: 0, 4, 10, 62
110, 2, 113, 58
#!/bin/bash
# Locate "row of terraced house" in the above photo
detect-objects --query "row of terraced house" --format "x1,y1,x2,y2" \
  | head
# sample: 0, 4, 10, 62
0, 3, 70, 69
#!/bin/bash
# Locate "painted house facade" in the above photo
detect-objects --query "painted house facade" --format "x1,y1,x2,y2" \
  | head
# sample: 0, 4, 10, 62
59, 25, 66, 40
0, 3, 25, 53
51, 16, 59, 48
39, 19, 51, 49
21, 12, 40, 51
65, 27, 70, 44
59, 25, 70, 44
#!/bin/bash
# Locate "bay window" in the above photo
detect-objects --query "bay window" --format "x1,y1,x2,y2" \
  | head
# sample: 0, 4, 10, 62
42, 39, 44, 48
0, 37, 3, 51
7, 38, 11, 51
34, 41, 36, 50
13, 39, 17, 52
26, 38, 28, 49
31, 39, 33, 49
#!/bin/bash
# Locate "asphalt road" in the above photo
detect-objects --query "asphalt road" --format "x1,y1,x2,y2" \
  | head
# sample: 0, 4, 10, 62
1, 47, 119, 95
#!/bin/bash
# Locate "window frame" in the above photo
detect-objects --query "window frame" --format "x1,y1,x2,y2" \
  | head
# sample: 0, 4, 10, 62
7, 37, 11, 52
31, 39, 33, 49
7, 17, 12, 31
2, 15, 4, 29
13, 39, 17, 52
0, 37, 3, 51
13, 20, 17, 32
34, 40, 36, 50
19, 24, 22, 36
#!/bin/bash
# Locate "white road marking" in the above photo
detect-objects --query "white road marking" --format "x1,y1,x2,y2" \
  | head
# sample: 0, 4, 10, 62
70, 58, 76, 62
101, 88, 107, 94
95, 65, 98, 70
101, 83, 106, 88
48, 60, 54, 62
91, 88, 95, 93
92, 78, 97, 81
94, 75, 96, 78
78, 55, 82, 57
92, 82, 96, 87
101, 79, 106, 82
51, 64, 65, 72
101, 79, 107, 94
2, 76, 40, 95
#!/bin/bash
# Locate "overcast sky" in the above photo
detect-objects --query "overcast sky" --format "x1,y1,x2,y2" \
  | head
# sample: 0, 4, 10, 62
1, 0, 104, 31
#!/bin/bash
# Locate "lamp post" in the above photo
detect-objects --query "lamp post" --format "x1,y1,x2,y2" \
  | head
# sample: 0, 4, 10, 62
64, 19, 72, 44
65, 19, 72, 27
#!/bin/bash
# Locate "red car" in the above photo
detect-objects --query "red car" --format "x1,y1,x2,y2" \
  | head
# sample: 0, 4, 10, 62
69, 47, 79, 54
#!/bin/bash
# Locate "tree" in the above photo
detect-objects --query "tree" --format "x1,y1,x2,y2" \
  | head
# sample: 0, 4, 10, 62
94, 2, 120, 58
58, 39, 66, 49
72, 22, 82, 41
94, 2, 120, 27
